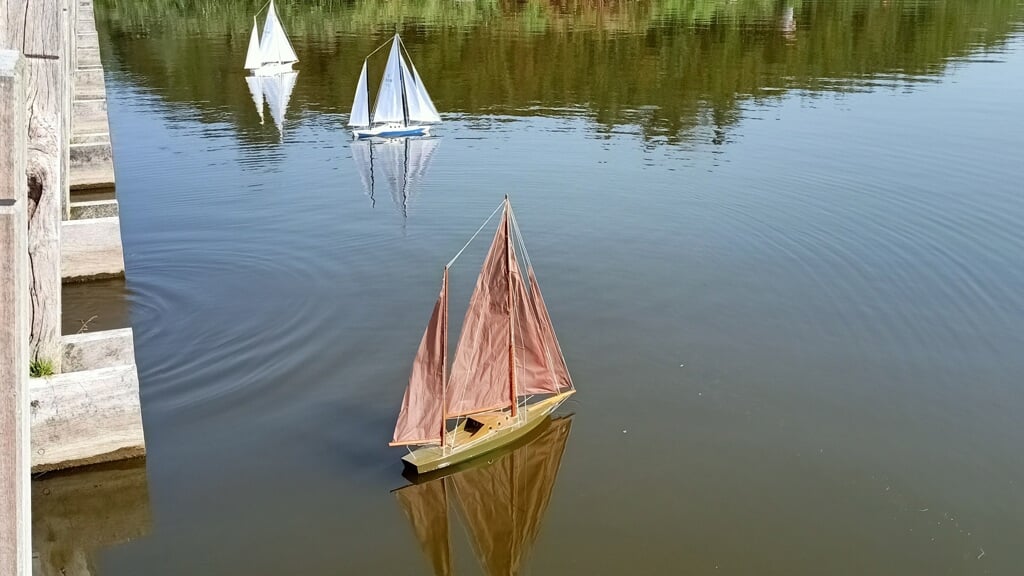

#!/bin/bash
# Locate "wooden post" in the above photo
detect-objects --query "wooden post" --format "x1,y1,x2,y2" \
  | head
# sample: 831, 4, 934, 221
0, 49, 31, 576
2, 0, 68, 372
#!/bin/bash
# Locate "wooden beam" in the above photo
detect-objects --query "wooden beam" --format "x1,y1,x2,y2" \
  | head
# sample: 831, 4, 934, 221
3, 0, 69, 372
0, 48, 31, 576
31, 364, 146, 473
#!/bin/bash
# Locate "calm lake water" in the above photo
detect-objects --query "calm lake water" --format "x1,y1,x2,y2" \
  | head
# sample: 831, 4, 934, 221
45, 0, 1024, 573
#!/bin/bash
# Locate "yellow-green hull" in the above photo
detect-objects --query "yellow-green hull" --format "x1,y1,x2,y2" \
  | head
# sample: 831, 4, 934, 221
401, 391, 573, 474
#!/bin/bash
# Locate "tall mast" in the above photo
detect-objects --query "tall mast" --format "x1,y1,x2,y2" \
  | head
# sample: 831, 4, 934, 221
505, 197, 517, 418
440, 266, 449, 444
396, 35, 410, 126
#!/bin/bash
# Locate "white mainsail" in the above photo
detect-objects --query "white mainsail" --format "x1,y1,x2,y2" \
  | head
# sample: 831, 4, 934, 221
259, 0, 298, 65
372, 37, 406, 124
245, 75, 264, 123
399, 44, 441, 123
263, 71, 298, 134
244, 19, 262, 70
349, 61, 370, 127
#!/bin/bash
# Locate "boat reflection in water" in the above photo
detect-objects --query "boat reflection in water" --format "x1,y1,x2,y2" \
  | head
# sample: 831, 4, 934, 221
244, 71, 299, 138
351, 136, 441, 218
394, 416, 573, 576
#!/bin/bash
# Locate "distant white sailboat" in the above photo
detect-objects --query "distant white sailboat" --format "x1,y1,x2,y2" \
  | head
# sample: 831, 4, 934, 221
351, 136, 441, 216
349, 34, 441, 138
244, 0, 298, 77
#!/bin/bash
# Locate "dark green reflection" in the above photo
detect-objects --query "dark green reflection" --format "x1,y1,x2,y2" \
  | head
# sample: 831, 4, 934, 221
97, 0, 1022, 145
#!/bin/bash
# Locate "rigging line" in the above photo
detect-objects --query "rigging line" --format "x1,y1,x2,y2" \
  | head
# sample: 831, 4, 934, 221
255, 0, 272, 19
365, 35, 394, 61
446, 201, 504, 268
509, 207, 533, 272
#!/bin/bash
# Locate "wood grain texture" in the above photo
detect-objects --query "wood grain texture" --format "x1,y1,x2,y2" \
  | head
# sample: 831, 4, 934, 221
0, 48, 30, 576
61, 216, 125, 280
30, 364, 146, 473
3, 0, 68, 371
62, 328, 136, 372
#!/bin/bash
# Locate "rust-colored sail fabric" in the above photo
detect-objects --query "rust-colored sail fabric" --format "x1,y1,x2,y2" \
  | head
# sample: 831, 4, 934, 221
451, 417, 573, 576
446, 211, 513, 418
392, 275, 447, 445
527, 267, 572, 392
395, 480, 452, 576
511, 259, 560, 395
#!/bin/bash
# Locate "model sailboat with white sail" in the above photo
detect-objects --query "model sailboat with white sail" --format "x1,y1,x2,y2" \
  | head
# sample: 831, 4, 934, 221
391, 198, 576, 474
349, 34, 441, 138
244, 0, 298, 77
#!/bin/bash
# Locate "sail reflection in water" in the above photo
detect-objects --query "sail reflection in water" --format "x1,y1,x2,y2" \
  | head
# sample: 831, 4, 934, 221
244, 71, 298, 137
351, 137, 441, 217
394, 416, 573, 576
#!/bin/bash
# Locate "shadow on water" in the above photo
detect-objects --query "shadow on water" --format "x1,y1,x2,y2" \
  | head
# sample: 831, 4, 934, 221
32, 460, 152, 576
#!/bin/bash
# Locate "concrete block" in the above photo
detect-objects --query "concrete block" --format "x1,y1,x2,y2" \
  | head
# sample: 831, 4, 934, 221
61, 217, 125, 281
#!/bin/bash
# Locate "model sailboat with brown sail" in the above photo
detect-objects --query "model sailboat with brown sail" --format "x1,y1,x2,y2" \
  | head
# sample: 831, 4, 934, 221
394, 416, 573, 575
391, 197, 575, 474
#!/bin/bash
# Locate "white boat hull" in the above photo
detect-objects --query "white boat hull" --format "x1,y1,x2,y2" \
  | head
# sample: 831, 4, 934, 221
251, 61, 296, 77
353, 124, 432, 139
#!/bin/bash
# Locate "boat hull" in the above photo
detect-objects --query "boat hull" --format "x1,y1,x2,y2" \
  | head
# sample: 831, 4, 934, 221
354, 124, 432, 138
251, 61, 296, 77
401, 391, 574, 475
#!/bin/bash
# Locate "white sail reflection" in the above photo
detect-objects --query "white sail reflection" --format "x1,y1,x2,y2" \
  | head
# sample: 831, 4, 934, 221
350, 137, 441, 217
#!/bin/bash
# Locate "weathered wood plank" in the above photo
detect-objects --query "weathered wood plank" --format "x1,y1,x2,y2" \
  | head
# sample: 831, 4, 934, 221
30, 364, 146, 473
61, 216, 125, 280
62, 328, 136, 372
0, 48, 30, 576
3, 0, 69, 372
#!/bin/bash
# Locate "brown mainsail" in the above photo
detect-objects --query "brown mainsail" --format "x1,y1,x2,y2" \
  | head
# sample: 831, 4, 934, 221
446, 208, 513, 418
391, 271, 448, 446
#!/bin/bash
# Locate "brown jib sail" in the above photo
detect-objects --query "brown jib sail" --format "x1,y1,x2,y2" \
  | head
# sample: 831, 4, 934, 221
395, 417, 573, 576
391, 271, 448, 446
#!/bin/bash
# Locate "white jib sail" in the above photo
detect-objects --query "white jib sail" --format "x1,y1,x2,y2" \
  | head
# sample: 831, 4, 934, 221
260, 0, 298, 65
372, 37, 406, 124
349, 61, 371, 127
244, 20, 262, 70
245, 75, 264, 123
401, 49, 441, 123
